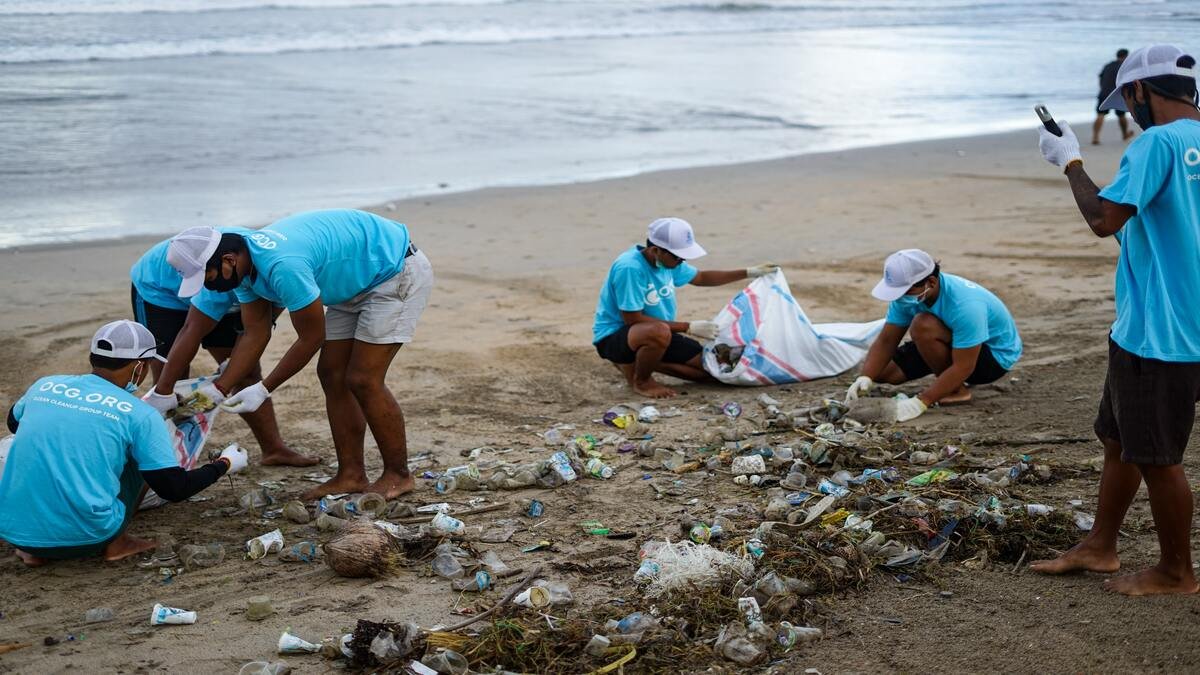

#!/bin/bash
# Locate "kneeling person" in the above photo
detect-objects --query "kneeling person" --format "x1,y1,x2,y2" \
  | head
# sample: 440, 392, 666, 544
591, 217, 778, 399
0, 320, 246, 567
845, 249, 1022, 421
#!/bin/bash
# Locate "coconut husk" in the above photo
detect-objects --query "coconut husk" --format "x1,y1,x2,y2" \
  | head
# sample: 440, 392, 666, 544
323, 522, 404, 578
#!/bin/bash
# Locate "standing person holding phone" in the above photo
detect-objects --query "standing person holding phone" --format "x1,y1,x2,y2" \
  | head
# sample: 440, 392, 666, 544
1034, 45, 1200, 596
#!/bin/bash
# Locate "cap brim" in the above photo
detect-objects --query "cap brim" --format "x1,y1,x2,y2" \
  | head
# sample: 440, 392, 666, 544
871, 277, 910, 302
177, 271, 205, 298
669, 242, 707, 260
1099, 88, 1127, 112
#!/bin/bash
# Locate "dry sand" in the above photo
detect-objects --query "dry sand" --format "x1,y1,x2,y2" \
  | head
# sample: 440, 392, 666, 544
2, 126, 1198, 673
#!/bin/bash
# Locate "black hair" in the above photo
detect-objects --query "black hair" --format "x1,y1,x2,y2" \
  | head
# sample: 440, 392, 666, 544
1124, 55, 1198, 105
206, 232, 248, 271
1117, 49, 1129, 58
920, 262, 941, 285
89, 352, 135, 370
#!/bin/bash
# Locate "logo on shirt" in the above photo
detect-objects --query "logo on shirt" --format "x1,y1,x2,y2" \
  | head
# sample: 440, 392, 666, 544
248, 231, 284, 249
36, 381, 134, 417
1185, 148, 1200, 167
644, 282, 675, 306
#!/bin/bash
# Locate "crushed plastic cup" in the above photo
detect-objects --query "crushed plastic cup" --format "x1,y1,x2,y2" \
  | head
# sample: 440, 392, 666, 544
514, 586, 551, 609
637, 405, 661, 423
585, 458, 614, 479
422, 649, 468, 675
435, 474, 458, 494
245, 595, 275, 621
245, 529, 284, 560
239, 487, 274, 511
279, 541, 319, 563
351, 492, 387, 516
432, 551, 466, 579
281, 500, 310, 524
150, 603, 196, 625
430, 512, 465, 535
277, 630, 320, 654
585, 634, 611, 657
179, 543, 225, 570
777, 621, 822, 649
84, 607, 114, 623
237, 662, 291, 675
816, 478, 849, 498
316, 513, 349, 532
1026, 503, 1054, 516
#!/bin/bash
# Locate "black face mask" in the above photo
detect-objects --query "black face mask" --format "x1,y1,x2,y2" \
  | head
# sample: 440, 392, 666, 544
1131, 92, 1155, 131
204, 264, 240, 292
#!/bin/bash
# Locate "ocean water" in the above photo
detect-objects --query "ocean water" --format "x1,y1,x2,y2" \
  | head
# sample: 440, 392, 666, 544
0, 0, 1195, 247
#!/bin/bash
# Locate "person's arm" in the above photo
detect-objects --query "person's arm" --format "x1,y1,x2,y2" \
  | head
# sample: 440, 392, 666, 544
860, 323, 907, 380
261, 299, 325, 392
1064, 163, 1136, 238
214, 298, 273, 394
691, 270, 749, 287
918, 345, 981, 405
621, 310, 690, 334
141, 461, 228, 502
153, 307, 219, 395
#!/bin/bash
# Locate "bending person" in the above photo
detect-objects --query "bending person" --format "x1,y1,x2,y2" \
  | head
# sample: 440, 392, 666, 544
0, 320, 246, 567
845, 249, 1022, 421
168, 209, 433, 500
591, 217, 778, 398
131, 230, 316, 466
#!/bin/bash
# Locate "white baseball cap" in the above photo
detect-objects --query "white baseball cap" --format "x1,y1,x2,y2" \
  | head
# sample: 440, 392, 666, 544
168, 226, 221, 298
1099, 44, 1196, 112
647, 217, 707, 260
872, 249, 936, 301
91, 320, 165, 362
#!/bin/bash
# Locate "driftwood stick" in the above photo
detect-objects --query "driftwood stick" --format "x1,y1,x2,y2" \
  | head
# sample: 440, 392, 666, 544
433, 564, 545, 633
394, 502, 508, 525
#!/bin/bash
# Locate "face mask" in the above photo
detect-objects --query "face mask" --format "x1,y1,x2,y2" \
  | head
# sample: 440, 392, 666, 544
897, 284, 931, 308
125, 364, 142, 393
1131, 95, 1155, 131
205, 261, 241, 292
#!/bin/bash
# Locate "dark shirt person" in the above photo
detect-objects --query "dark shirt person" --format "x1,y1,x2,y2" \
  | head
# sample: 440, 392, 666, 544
1093, 48, 1132, 144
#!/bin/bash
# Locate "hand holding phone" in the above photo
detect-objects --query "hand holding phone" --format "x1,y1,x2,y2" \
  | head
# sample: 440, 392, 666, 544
1035, 105, 1062, 136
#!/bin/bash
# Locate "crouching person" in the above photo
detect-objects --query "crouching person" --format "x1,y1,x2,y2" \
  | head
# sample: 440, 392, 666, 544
0, 320, 246, 566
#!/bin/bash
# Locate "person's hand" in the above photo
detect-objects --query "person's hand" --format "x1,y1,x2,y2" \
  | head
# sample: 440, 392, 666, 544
142, 389, 179, 416
1038, 121, 1081, 168
688, 320, 719, 340
746, 263, 781, 278
844, 376, 873, 404
220, 381, 271, 414
896, 396, 928, 423
217, 444, 248, 474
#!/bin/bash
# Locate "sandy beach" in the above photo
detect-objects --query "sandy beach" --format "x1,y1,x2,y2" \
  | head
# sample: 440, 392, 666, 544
2, 127, 1198, 673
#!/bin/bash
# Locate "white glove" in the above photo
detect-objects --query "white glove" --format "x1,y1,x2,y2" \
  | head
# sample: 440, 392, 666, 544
142, 389, 178, 416
844, 376, 873, 404
218, 444, 248, 474
896, 396, 928, 423
746, 263, 781, 278
1038, 121, 1081, 168
220, 381, 271, 414
688, 320, 719, 340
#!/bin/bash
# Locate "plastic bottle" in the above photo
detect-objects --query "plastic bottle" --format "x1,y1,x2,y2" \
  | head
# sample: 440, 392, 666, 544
431, 512, 466, 535
776, 621, 822, 648
436, 474, 458, 494
585, 458, 614, 479
549, 451, 578, 482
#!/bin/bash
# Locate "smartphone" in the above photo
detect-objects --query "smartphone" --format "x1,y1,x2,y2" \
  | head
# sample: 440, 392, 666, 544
1035, 104, 1062, 137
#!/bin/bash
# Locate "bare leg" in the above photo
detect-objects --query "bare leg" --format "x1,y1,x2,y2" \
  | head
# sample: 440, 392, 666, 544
625, 322, 678, 398
101, 533, 156, 562
344, 342, 414, 499
1031, 436, 1133, 574
1092, 113, 1104, 145
304, 340, 370, 500
207, 347, 318, 467
876, 361, 909, 385
14, 549, 47, 567
910, 314, 971, 403
1119, 115, 1132, 140
1104, 463, 1198, 596
657, 353, 715, 383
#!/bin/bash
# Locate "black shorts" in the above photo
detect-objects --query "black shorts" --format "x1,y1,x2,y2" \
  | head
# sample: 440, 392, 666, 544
1094, 338, 1200, 466
131, 285, 242, 357
594, 325, 703, 366
1096, 97, 1126, 116
892, 341, 1008, 385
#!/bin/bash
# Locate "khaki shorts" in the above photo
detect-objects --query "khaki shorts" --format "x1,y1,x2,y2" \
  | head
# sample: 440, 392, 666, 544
325, 249, 433, 344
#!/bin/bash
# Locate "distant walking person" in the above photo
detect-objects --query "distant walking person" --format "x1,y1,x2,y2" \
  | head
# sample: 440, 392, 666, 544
1036, 45, 1200, 596
1093, 48, 1133, 144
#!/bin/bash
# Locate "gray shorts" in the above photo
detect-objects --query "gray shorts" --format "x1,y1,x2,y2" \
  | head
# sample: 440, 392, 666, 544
325, 249, 433, 344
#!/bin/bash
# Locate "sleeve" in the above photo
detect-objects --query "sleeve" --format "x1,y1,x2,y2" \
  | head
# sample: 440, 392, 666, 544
948, 301, 990, 349
611, 265, 648, 313
130, 410, 180, 472
885, 301, 915, 327
234, 285, 259, 304
141, 462, 227, 502
265, 259, 321, 312
11, 395, 25, 421
1099, 133, 1173, 212
190, 289, 235, 322
673, 262, 699, 286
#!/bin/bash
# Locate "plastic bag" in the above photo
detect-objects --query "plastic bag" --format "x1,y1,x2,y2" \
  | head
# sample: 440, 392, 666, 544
140, 374, 223, 510
702, 270, 884, 386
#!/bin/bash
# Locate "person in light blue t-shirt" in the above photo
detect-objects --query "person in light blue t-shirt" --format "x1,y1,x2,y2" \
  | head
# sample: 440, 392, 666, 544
165, 209, 434, 502
129, 231, 316, 468
845, 249, 1021, 422
592, 217, 779, 399
0, 320, 245, 567
1033, 44, 1200, 596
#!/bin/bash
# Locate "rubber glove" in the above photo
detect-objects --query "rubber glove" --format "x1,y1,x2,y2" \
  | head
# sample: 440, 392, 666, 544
218, 444, 249, 474
896, 396, 928, 423
688, 320, 719, 340
1038, 121, 1081, 168
844, 376, 873, 404
142, 389, 178, 416
746, 263, 781, 278
220, 381, 271, 414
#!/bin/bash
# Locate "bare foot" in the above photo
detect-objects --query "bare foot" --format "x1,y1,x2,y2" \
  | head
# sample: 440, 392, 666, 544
1103, 566, 1199, 596
302, 474, 370, 501
102, 533, 157, 562
938, 386, 972, 406
365, 471, 415, 500
1030, 541, 1120, 575
1123, 131, 1135, 140
1092, 140, 1101, 145
15, 549, 47, 567
260, 446, 322, 467
633, 379, 677, 399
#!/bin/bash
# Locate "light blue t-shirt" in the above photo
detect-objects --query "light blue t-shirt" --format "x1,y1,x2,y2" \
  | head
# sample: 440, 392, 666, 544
885, 272, 1022, 370
130, 228, 245, 321
233, 209, 411, 311
1099, 119, 1200, 362
592, 245, 699, 343
0, 375, 177, 548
